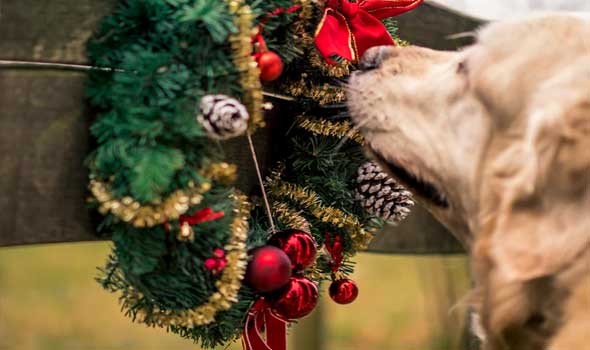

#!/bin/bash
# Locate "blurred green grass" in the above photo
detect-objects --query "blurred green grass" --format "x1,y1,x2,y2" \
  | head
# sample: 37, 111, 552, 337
0, 243, 469, 350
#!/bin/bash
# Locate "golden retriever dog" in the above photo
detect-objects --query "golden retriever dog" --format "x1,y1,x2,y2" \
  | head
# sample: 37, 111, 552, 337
347, 15, 590, 350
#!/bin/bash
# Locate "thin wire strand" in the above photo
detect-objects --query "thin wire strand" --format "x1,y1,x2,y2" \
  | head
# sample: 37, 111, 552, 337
0, 60, 117, 71
0, 60, 298, 102
246, 132, 276, 233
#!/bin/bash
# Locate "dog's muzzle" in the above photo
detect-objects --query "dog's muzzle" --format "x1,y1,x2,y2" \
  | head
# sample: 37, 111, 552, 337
358, 46, 397, 71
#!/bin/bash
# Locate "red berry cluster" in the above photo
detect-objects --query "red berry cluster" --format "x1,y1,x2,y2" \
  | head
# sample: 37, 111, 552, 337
204, 248, 228, 275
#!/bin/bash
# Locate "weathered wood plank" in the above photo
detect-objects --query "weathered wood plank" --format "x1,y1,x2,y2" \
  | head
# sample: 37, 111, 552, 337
0, 1, 484, 251
0, 70, 97, 245
370, 206, 462, 254
0, 0, 116, 63
0, 69, 291, 246
396, 1, 485, 50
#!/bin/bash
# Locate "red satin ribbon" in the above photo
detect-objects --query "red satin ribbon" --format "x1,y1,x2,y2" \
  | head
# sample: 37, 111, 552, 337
243, 299, 287, 350
324, 233, 344, 272
314, 0, 423, 64
179, 207, 224, 226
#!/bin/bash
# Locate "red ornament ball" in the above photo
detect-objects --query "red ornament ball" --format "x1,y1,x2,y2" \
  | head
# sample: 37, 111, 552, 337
329, 279, 359, 304
270, 277, 319, 320
257, 51, 284, 82
268, 229, 317, 272
245, 246, 292, 293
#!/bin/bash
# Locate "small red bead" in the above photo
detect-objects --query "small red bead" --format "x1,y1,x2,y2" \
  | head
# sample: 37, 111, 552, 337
204, 258, 220, 272
213, 248, 225, 259
329, 279, 359, 304
216, 258, 227, 271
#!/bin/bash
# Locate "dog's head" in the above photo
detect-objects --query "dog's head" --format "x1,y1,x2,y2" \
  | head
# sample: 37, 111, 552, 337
348, 15, 590, 349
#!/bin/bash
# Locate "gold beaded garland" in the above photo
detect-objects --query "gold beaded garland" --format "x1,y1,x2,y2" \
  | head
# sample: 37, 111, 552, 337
88, 162, 242, 228
89, 180, 209, 228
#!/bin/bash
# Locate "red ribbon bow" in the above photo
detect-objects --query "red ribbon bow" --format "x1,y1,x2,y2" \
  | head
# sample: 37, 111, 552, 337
243, 299, 288, 350
314, 0, 423, 64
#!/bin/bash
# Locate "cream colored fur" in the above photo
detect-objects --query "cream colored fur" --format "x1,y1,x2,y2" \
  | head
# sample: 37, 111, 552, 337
347, 15, 590, 350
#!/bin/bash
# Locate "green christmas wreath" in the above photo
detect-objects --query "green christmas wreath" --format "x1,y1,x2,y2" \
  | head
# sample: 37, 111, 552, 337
85, 0, 422, 348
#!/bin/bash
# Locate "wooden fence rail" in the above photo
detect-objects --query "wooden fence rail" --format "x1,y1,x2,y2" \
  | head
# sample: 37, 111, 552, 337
0, 1, 484, 252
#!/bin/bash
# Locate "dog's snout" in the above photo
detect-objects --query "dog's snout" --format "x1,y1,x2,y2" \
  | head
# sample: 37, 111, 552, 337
358, 46, 396, 72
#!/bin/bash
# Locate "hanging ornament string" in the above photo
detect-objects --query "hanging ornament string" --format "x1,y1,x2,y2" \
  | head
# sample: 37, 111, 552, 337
244, 126, 290, 350
0, 60, 300, 103
247, 132, 276, 233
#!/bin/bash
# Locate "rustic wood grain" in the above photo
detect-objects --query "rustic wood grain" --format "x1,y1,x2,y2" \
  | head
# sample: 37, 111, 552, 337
0, 0, 116, 63
396, 1, 486, 50
0, 70, 97, 245
0, 1, 485, 251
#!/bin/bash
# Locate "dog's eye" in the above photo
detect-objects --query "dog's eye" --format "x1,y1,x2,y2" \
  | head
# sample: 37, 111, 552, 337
457, 60, 468, 75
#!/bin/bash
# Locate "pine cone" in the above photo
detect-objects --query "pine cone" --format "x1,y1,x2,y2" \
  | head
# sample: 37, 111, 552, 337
197, 94, 249, 139
355, 161, 414, 223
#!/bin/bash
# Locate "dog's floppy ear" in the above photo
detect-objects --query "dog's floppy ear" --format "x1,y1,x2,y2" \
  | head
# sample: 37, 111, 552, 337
483, 76, 590, 281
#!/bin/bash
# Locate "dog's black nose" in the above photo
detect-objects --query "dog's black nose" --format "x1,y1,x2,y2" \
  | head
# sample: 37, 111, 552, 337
358, 46, 395, 71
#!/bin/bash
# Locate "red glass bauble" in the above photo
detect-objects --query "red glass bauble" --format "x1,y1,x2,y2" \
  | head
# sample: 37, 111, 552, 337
268, 229, 317, 272
257, 51, 284, 82
245, 246, 292, 293
269, 276, 319, 320
329, 279, 359, 304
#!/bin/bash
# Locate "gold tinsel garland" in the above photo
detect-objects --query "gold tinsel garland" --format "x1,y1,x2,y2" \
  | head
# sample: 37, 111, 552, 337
297, 116, 364, 144
267, 180, 374, 252
89, 180, 209, 228
226, 0, 265, 131
283, 77, 346, 105
129, 193, 250, 327
202, 162, 238, 185
271, 201, 311, 232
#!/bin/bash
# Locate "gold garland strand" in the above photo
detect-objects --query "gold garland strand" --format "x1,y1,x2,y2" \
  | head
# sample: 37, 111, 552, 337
226, 0, 265, 131
267, 180, 374, 252
201, 162, 238, 185
297, 116, 364, 144
129, 193, 250, 327
89, 180, 209, 228
283, 77, 346, 105
271, 201, 311, 232
89, 162, 241, 228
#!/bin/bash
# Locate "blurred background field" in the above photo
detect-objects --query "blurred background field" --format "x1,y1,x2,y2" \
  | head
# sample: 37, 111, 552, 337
0, 243, 470, 350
